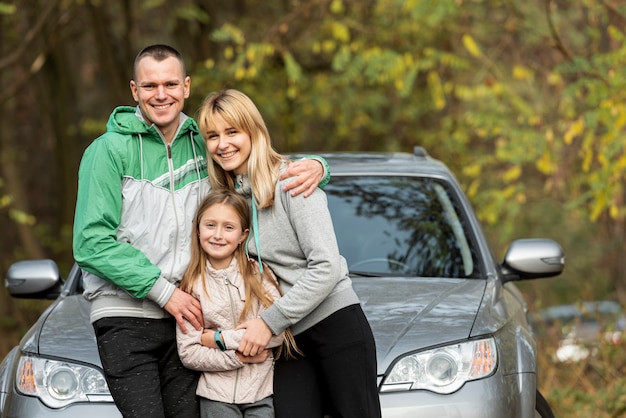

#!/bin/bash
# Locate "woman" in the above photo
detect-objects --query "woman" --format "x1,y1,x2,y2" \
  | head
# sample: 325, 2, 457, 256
196, 89, 381, 418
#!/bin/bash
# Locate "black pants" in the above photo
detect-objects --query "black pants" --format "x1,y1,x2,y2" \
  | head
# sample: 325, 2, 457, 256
93, 317, 200, 418
273, 304, 382, 418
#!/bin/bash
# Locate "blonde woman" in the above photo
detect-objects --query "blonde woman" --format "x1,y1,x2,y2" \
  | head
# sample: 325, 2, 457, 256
196, 89, 381, 418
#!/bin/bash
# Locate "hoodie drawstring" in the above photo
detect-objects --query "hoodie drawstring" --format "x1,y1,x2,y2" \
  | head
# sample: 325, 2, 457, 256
139, 134, 145, 180
242, 193, 264, 274
190, 132, 202, 207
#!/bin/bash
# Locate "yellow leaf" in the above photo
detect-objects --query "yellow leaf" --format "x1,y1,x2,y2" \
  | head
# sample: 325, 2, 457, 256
462, 163, 481, 178
0, 194, 12, 208
547, 71, 563, 85
322, 40, 336, 53
598, 153, 609, 168
462, 34, 482, 58
590, 193, 606, 221
9, 209, 36, 226
427, 71, 446, 110
513, 65, 532, 81
331, 22, 350, 42
564, 117, 585, 145
503, 185, 516, 198
536, 153, 555, 174
330, 0, 344, 14
466, 180, 479, 199
503, 165, 521, 182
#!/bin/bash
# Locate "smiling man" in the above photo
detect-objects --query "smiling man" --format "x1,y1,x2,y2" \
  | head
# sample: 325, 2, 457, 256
72, 44, 326, 418
130, 49, 190, 143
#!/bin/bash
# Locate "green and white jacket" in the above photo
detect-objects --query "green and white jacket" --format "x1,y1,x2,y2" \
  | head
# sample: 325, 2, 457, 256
72, 106, 210, 323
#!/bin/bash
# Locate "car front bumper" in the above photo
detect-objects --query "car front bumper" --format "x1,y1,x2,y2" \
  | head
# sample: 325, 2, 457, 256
1, 390, 121, 418
380, 371, 536, 418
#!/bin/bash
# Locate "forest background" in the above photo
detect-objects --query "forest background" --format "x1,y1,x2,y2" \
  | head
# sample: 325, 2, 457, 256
1, 0, 626, 416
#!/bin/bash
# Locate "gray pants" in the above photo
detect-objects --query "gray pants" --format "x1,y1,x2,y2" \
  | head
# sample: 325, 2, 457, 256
199, 396, 274, 418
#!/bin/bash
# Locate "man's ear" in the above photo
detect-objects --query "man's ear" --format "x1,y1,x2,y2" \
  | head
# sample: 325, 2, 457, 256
130, 80, 139, 102
183, 76, 191, 99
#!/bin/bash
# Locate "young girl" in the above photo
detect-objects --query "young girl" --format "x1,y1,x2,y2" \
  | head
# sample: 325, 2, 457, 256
176, 189, 296, 418
196, 89, 382, 418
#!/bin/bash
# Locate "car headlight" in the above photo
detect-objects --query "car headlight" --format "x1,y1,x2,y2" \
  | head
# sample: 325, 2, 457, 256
16, 355, 112, 408
381, 337, 497, 395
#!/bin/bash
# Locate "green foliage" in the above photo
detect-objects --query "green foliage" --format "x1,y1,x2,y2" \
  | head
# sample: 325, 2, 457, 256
187, 0, 626, 311
166, 0, 626, 296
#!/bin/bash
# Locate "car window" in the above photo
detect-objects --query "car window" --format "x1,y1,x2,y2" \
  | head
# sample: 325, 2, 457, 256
325, 175, 478, 278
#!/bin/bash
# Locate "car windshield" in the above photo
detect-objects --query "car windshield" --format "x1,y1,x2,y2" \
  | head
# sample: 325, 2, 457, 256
325, 175, 478, 278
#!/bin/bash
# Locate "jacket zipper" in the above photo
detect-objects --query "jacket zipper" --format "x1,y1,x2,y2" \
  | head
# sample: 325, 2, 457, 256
225, 277, 241, 403
166, 143, 179, 280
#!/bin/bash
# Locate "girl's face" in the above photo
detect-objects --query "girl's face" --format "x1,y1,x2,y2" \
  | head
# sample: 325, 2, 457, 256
205, 113, 252, 175
198, 202, 249, 270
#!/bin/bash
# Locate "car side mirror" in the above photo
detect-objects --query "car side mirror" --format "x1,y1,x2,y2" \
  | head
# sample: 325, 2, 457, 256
500, 239, 564, 283
5, 259, 63, 299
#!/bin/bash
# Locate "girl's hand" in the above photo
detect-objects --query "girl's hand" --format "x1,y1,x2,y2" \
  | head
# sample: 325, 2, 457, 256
201, 328, 218, 349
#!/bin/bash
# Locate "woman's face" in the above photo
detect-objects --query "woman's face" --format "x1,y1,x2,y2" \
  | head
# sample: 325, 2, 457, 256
204, 113, 252, 175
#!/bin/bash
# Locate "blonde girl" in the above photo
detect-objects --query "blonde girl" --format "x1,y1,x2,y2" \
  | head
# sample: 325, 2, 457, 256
176, 189, 296, 418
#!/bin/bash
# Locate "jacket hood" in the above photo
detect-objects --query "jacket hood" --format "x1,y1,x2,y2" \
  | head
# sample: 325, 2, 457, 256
105, 105, 199, 139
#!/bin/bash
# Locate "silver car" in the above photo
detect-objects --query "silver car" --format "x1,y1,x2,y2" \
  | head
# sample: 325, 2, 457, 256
1, 148, 563, 417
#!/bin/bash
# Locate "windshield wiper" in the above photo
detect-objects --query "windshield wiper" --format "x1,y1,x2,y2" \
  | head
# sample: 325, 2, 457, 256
349, 270, 386, 277
350, 270, 419, 278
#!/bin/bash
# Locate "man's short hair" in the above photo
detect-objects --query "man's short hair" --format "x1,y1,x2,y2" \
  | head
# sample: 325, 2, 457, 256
133, 44, 186, 80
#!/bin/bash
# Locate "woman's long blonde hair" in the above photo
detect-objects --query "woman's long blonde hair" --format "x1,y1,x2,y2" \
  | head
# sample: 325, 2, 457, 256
180, 189, 300, 358
196, 89, 288, 208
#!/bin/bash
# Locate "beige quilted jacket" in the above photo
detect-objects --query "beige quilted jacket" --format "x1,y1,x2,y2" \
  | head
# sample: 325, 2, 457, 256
176, 259, 284, 404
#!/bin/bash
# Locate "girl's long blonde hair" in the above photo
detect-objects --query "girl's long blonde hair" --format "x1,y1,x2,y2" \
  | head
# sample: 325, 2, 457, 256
180, 189, 300, 358
196, 89, 288, 209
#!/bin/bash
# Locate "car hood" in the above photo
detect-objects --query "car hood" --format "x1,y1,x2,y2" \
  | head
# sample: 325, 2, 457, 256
351, 276, 487, 373
36, 295, 102, 367
32, 278, 487, 373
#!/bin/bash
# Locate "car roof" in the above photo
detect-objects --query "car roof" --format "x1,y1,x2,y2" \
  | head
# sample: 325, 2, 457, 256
290, 147, 455, 178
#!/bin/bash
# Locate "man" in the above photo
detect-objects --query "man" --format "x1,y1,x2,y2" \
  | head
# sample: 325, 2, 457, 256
73, 44, 326, 418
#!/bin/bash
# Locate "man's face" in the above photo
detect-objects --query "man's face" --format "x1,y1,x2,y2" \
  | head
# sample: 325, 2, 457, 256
130, 56, 190, 142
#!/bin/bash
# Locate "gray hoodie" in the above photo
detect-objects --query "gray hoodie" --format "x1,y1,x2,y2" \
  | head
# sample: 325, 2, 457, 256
236, 165, 360, 336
